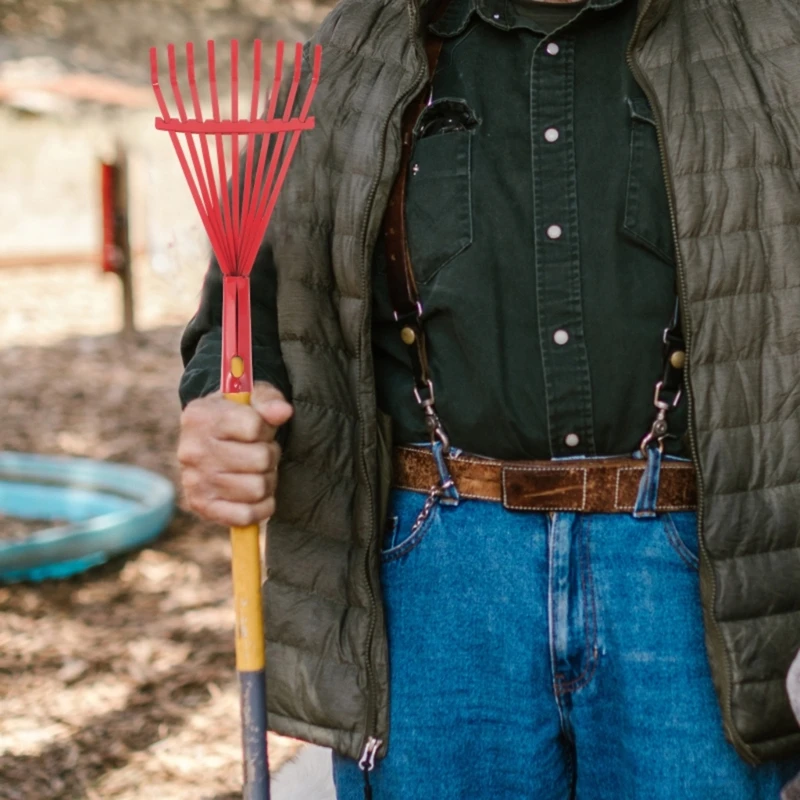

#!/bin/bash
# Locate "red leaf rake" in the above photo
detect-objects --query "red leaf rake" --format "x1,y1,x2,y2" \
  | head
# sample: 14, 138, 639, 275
151, 39, 322, 799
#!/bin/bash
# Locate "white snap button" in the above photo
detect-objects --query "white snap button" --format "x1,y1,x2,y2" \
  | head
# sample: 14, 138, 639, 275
544, 127, 560, 143
492, 13, 501, 20
546, 42, 560, 56
554, 329, 570, 346
547, 224, 563, 240
565, 433, 580, 447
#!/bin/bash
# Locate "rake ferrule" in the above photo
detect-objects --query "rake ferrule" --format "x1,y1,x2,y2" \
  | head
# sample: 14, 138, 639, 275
222, 276, 253, 395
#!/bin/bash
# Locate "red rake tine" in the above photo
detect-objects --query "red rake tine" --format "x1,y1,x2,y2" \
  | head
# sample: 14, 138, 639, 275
239, 40, 263, 248
241, 43, 301, 270
169, 43, 233, 273
231, 40, 242, 263
242, 44, 321, 271
186, 42, 233, 272
240, 43, 302, 271
208, 40, 238, 277
240, 41, 285, 272
151, 47, 229, 273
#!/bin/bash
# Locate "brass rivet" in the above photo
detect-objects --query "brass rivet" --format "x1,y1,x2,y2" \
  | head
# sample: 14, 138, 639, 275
670, 350, 686, 369
388, 227, 396, 235
401, 327, 416, 346
389, 254, 397, 261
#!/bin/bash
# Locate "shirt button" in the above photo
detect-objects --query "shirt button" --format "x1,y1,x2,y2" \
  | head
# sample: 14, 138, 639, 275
546, 42, 560, 56
553, 329, 570, 346
565, 433, 580, 448
544, 127, 560, 143
547, 224, 563, 240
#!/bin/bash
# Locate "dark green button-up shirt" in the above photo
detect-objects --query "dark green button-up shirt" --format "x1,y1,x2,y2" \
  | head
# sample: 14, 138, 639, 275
372, 0, 689, 460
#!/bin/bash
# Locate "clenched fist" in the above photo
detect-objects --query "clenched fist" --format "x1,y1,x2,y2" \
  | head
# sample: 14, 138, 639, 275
178, 382, 294, 527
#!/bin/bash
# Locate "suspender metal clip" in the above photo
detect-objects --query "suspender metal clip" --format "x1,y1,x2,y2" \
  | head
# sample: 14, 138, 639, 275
640, 380, 683, 456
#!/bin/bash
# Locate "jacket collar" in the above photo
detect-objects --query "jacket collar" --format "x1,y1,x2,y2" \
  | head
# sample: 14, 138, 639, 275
418, 0, 671, 37
431, 0, 636, 36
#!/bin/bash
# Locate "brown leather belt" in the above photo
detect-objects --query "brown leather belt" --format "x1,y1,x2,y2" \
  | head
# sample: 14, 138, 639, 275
393, 446, 697, 513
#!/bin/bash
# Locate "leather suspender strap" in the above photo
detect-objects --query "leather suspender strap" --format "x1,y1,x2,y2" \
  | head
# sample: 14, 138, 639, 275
640, 297, 687, 455
383, 21, 449, 448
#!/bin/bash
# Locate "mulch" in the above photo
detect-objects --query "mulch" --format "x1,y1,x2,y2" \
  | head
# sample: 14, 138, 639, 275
0, 327, 302, 800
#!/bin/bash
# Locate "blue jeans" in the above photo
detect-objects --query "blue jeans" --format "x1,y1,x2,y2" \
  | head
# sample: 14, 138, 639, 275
333, 489, 799, 799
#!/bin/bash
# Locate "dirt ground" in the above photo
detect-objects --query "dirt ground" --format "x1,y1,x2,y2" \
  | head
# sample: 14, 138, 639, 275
0, 323, 307, 800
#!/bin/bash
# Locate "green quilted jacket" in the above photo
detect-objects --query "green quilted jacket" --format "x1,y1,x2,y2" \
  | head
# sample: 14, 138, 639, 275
181, 0, 800, 766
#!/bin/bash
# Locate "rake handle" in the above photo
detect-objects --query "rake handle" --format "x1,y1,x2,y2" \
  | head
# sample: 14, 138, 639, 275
225, 390, 270, 800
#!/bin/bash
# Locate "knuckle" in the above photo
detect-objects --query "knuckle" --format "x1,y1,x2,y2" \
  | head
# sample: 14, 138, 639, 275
187, 493, 210, 518
177, 437, 200, 466
253, 475, 268, 502
182, 398, 211, 427
252, 443, 270, 473
181, 469, 201, 493
266, 443, 282, 471
227, 405, 261, 442
231, 503, 256, 528
269, 441, 283, 464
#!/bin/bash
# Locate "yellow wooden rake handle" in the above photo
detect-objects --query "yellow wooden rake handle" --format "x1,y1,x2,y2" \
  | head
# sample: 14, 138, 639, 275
224, 390, 266, 672
224, 390, 269, 798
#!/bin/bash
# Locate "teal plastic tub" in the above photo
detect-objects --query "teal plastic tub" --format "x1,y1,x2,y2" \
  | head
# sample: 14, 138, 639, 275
0, 452, 175, 583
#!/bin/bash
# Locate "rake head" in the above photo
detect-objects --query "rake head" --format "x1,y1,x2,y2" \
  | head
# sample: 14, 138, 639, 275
151, 39, 322, 394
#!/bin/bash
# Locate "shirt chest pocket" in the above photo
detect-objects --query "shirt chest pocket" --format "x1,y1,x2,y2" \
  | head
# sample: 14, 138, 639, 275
623, 97, 676, 265
405, 99, 476, 284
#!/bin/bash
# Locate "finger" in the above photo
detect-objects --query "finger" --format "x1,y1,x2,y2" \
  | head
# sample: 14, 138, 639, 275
210, 472, 277, 505
212, 402, 268, 444
207, 439, 280, 474
250, 384, 294, 430
203, 497, 277, 527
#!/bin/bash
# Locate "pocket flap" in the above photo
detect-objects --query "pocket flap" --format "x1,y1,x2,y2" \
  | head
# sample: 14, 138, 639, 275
627, 96, 656, 126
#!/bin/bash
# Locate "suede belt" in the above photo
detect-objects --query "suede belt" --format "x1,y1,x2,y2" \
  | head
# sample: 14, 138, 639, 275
392, 445, 697, 513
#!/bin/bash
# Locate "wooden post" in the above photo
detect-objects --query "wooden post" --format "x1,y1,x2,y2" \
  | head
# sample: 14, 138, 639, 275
101, 145, 135, 338
115, 145, 135, 339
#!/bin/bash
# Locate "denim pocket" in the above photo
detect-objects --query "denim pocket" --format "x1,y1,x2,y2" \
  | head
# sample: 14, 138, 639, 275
406, 99, 475, 284
380, 489, 441, 564
623, 97, 675, 265
662, 511, 700, 570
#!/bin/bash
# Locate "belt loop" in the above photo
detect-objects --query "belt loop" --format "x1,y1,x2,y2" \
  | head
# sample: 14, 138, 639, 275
432, 440, 460, 507
633, 445, 662, 519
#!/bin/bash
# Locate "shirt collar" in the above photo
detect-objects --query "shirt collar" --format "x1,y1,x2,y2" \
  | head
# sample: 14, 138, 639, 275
430, 0, 625, 37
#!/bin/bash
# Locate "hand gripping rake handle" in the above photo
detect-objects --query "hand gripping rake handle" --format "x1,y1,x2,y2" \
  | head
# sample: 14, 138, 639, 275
151, 39, 321, 800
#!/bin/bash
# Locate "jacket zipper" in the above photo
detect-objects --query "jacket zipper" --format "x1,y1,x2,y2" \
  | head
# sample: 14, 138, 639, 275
356, 0, 429, 772
626, 0, 753, 763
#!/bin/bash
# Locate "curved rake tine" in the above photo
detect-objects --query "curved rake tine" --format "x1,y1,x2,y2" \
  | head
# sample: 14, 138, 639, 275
208, 40, 237, 276
242, 43, 320, 271
153, 46, 229, 273
241, 43, 304, 270
175, 43, 234, 273
240, 39, 263, 247
231, 40, 241, 260
240, 41, 285, 270
186, 42, 233, 273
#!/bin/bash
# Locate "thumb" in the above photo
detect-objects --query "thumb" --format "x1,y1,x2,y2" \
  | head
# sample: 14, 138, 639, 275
250, 382, 294, 429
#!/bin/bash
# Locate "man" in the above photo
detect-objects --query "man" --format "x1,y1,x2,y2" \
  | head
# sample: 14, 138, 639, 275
177, 0, 800, 797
